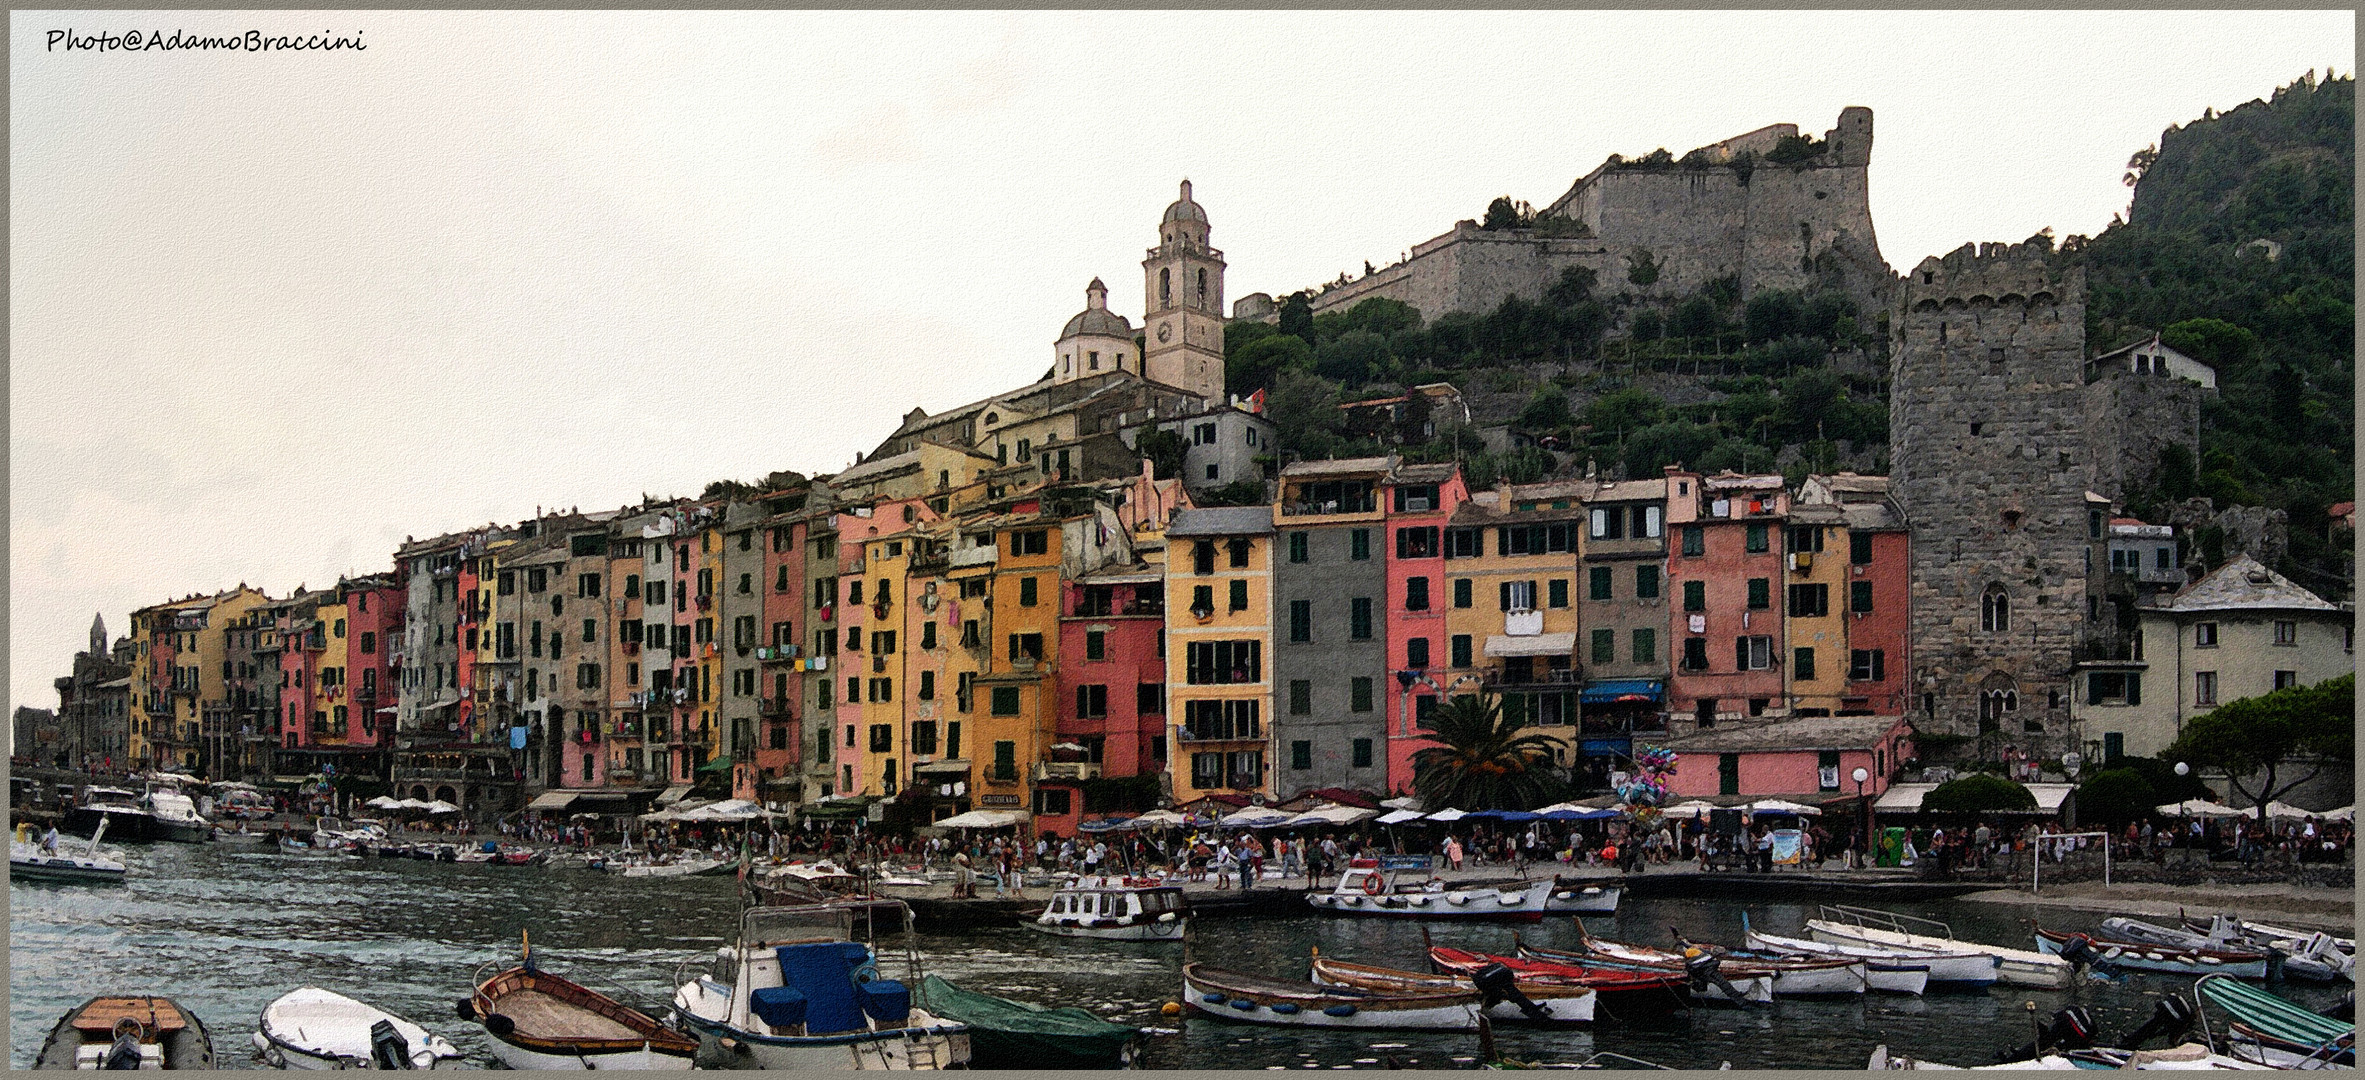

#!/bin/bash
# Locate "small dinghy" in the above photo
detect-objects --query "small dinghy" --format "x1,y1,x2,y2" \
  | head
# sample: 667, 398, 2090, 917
1183, 962, 1480, 1030
1742, 912, 1986, 991
1533, 928, 1861, 999
1808, 904, 2072, 988
2034, 926, 2272, 979
12, 818, 128, 885
1308, 951, 1595, 1024
1423, 946, 1692, 1018
253, 987, 466, 1069
464, 937, 697, 1070
32, 996, 215, 1070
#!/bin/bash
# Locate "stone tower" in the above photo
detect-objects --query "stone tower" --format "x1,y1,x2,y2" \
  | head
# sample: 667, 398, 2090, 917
1053, 278, 1136, 385
89, 612, 107, 658
1141, 180, 1227, 403
1890, 241, 2102, 754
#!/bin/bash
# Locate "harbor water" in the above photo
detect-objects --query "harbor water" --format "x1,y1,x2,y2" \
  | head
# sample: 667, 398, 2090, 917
11, 842, 2349, 1069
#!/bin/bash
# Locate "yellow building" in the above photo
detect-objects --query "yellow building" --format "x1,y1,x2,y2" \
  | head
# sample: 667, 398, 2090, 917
1783, 503, 1851, 715
1442, 483, 1587, 760
1164, 505, 1276, 801
969, 508, 1066, 815
835, 500, 928, 800
130, 587, 269, 774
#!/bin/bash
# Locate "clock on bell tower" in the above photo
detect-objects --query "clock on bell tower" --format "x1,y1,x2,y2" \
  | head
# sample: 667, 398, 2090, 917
1141, 179, 1227, 404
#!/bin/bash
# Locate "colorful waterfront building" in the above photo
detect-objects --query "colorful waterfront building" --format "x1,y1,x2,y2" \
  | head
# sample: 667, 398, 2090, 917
1381, 462, 1467, 794
1271, 457, 1394, 800
1164, 506, 1276, 802
1664, 472, 1790, 734
1797, 473, 1912, 718
1441, 480, 1589, 771
1574, 476, 1672, 786
754, 498, 815, 801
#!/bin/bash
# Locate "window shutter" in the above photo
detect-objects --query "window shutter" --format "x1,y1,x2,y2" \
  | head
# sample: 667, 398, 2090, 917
2126, 673, 2140, 706
1498, 582, 1511, 611
1735, 637, 1750, 670
1872, 650, 1885, 681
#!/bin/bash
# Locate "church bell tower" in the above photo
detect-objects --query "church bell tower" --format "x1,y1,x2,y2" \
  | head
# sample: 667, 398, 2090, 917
1141, 179, 1228, 403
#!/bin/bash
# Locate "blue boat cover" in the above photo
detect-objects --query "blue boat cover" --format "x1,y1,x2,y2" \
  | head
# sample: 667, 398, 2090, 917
856, 979, 912, 1025
777, 943, 866, 1035
749, 986, 809, 1030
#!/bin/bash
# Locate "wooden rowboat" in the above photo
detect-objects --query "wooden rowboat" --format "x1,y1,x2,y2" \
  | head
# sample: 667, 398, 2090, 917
1308, 953, 1595, 1024
464, 963, 696, 1070
32, 996, 215, 1070
1424, 946, 1692, 1018
1183, 963, 1480, 1030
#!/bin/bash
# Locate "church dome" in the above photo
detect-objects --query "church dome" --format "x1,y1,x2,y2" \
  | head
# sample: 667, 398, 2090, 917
1061, 277, 1133, 340
1162, 179, 1208, 225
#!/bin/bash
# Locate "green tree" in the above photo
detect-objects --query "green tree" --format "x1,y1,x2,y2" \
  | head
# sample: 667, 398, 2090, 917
1315, 329, 1392, 386
1923, 774, 2038, 814
2160, 317, 2262, 372
1744, 290, 1803, 345
1482, 196, 1529, 231
1410, 694, 1569, 811
1133, 427, 1187, 481
1626, 248, 1660, 287
1266, 367, 1345, 456
1586, 387, 1665, 434
1669, 295, 1721, 342
1546, 266, 1599, 307
2073, 768, 2162, 826
1337, 297, 1423, 340
1516, 388, 1573, 432
1278, 293, 1316, 344
2155, 443, 2199, 501
1776, 367, 1848, 441
1623, 420, 1717, 475
1629, 307, 1664, 342
1230, 333, 1313, 398
2165, 673, 2354, 821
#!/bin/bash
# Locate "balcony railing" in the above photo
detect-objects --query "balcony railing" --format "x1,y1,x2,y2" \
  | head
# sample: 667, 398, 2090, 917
1179, 725, 1262, 743
1033, 761, 1102, 782
1482, 668, 1581, 690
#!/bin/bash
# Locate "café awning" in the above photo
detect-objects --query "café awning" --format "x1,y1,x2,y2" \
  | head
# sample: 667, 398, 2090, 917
1484, 633, 1577, 658
524, 791, 580, 812
655, 784, 694, 805
1580, 679, 1663, 704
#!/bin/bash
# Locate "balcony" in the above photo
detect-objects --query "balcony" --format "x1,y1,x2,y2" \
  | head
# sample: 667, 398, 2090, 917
1503, 610, 1544, 636
1482, 667, 1582, 691
1179, 725, 1262, 744
353, 688, 377, 705
760, 697, 795, 718
949, 545, 998, 569
1033, 761, 1103, 782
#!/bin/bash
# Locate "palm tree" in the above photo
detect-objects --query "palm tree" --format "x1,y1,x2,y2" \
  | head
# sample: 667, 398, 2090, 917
1410, 694, 1569, 811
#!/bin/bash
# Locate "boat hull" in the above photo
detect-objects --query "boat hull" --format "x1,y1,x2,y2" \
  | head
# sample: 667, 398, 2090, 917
254, 987, 466, 1070
32, 996, 215, 1070
1864, 963, 1931, 996
2035, 930, 2271, 979
1308, 959, 1595, 1024
1806, 920, 2071, 988
484, 1036, 694, 1070
1542, 885, 1623, 915
60, 807, 159, 842
9, 849, 127, 884
1307, 881, 1556, 920
1184, 966, 1479, 1030
1745, 927, 1997, 990
674, 1011, 971, 1070
1024, 916, 1188, 941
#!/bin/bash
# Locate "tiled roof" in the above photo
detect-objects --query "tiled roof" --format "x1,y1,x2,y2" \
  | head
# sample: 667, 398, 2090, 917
1392, 462, 1459, 484
1659, 714, 1908, 753
1281, 455, 1394, 478
2151, 554, 2337, 613
1586, 479, 1665, 503
1166, 506, 1275, 537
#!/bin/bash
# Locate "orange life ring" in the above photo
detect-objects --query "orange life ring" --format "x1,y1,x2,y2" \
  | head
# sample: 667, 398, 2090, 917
1360, 874, 1385, 895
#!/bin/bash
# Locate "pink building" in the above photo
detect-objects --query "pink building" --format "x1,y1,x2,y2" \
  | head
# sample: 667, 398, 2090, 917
1664, 471, 1790, 731
1047, 567, 1168, 836
341, 577, 404, 755
756, 511, 810, 793
1659, 714, 1914, 803
1382, 462, 1468, 794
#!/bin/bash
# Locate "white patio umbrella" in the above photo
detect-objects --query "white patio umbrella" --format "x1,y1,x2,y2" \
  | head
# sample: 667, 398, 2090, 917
680, 799, 769, 821
2260, 801, 2320, 820
423, 800, 460, 814
2156, 798, 2246, 817
1218, 806, 1295, 829
1658, 800, 1724, 819
1282, 805, 1378, 828
1376, 808, 1427, 825
1380, 796, 1423, 811
1123, 809, 1189, 829
364, 795, 403, 810
1423, 808, 1469, 823
2318, 806, 2355, 822
1748, 799, 1824, 816
935, 809, 1028, 829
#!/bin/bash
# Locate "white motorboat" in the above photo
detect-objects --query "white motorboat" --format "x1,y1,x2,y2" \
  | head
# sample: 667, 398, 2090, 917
1306, 859, 1557, 920
1870, 1042, 2275, 1070
2181, 914, 2355, 981
1308, 953, 1596, 1024
252, 987, 467, 1069
61, 787, 162, 842
212, 825, 272, 845
11, 817, 129, 885
1026, 875, 1188, 941
143, 788, 213, 843
670, 902, 971, 1069
620, 855, 725, 878
1743, 913, 1994, 991
1808, 904, 2072, 989
1543, 879, 1624, 916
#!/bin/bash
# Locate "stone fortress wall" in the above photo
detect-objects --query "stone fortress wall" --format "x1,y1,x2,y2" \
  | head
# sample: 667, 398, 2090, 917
1889, 240, 2100, 750
1303, 108, 1891, 322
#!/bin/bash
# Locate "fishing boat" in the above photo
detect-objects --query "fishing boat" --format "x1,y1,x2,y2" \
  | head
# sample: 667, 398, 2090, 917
464, 941, 699, 1070
61, 787, 161, 842
1741, 914, 1983, 992
1025, 875, 1188, 941
669, 902, 971, 1068
1541, 877, 1623, 916
252, 987, 467, 1069
1183, 962, 1480, 1030
1807, 904, 2072, 989
2187, 914, 2355, 956
2196, 975, 2355, 1069
1306, 858, 1557, 920
1307, 952, 1596, 1024
2180, 914, 2355, 981
31, 995, 216, 1069
914, 974, 1141, 1068
2097, 917, 2338, 981
11, 817, 128, 885
1519, 935, 1823, 1000
1423, 946, 1694, 1017
2034, 926, 2273, 979
618, 854, 719, 877
212, 823, 273, 845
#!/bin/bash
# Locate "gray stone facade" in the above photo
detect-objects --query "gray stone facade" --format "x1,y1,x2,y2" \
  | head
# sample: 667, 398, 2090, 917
1307, 109, 1891, 323
1270, 520, 1392, 798
2081, 366, 2206, 504
1890, 241, 2103, 752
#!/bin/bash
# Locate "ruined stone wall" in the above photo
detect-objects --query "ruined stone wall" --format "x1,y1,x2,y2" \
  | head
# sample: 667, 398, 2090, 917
2080, 373, 2205, 504
1890, 241, 2096, 752
1308, 109, 1888, 322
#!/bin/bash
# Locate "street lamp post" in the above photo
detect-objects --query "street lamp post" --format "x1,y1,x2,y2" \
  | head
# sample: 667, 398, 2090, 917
1852, 766, 1871, 869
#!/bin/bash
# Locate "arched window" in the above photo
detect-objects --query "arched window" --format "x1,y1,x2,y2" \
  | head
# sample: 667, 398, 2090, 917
1160, 267, 1171, 307
1197, 268, 1208, 307
1981, 585, 2011, 633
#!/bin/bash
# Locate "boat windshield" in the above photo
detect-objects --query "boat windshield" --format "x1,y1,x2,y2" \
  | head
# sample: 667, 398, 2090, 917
84, 789, 141, 809
741, 905, 857, 947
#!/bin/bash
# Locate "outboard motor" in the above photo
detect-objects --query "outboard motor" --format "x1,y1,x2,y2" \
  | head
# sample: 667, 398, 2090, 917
1471, 962, 1551, 1022
2054, 933, 2122, 977
1998, 1005, 2096, 1063
1684, 950, 1760, 1005
2110, 995, 2195, 1050
369, 1019, 416, 1070
100, 1031, 145, 1071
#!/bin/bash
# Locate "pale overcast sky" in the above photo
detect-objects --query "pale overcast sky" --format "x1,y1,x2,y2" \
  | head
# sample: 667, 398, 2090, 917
10, 9, 2352, 713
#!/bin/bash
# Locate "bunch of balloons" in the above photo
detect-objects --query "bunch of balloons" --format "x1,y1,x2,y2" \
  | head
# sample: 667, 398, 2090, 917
1615, 744, 1680, 827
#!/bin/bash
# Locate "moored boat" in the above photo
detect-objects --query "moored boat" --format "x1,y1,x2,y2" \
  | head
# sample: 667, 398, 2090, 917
12, 817, 128, 885
142, 788, 213, 843
1506, 939, 1776, 1003
1552, 929, 1863, 998
1025, 875, 1188, 941
465, 953, 698, 1070
914, 974, 1141, 1068
1741, 913, 1995, 991
1183, 962, 1480, 1030
1306, 858, 1556, 920
1423, 946, 1693, 1018
1541, 878, 1623, 916
60, 788, 161, 842
669, 902, 971, 1068
2170, 915, 2353, 982
1308, 952, 1595, 1024
2196, 974, 2356, 1068
2034, 926, 2272, 979
1807, 904, 2072, 989
32, 995, 216, 1069
253, 987, 466, 1069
